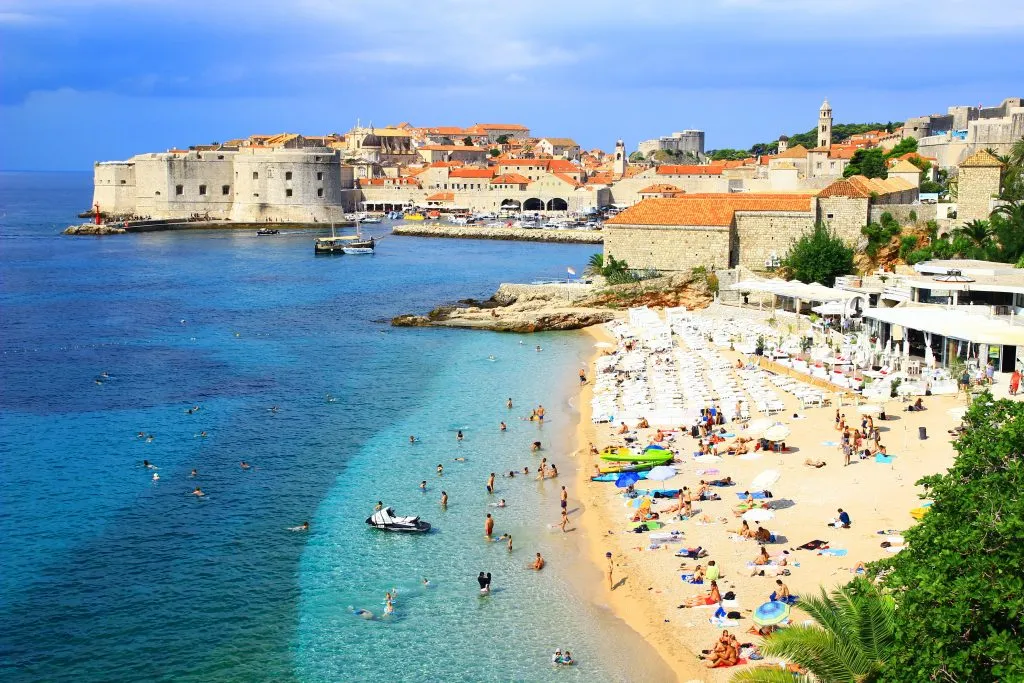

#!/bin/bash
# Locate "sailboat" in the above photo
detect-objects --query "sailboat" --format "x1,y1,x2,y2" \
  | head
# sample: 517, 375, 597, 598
343, 215, 375, 254
314, 223, 359, 255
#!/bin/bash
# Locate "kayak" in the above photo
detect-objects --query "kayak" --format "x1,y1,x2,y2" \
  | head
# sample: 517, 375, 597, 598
601, 448, 673, 463
591, 471, 649, 482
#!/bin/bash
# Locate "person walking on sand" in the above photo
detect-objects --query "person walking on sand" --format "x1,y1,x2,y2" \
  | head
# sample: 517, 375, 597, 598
484, 513, 494, 539
560, 486, 568, 512
606, 552, 614, 590
579, 368, 587, 384
559, 508, 569, 532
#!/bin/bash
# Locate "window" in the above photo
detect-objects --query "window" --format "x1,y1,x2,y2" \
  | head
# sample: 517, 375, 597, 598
175, 184, 183, 195
155, 191, 161, 196
253, 193, 259, 197
317, 188, 323, 197
199, 185, 207, 195
827, 213, 835, 219
821, 125, 826, 132
222, 185, 230, 195
317, 172, 323, 180
286, 189, 293, 197
120, 179, 126, 184
285, 171, 292, 180
252, 171, 259, 180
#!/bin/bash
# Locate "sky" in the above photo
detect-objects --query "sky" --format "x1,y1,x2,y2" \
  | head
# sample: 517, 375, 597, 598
1, 0, 1022, 171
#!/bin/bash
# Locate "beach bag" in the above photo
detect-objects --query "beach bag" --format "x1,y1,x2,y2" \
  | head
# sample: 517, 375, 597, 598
727, 611, 742, 619
723, 591, 736, 600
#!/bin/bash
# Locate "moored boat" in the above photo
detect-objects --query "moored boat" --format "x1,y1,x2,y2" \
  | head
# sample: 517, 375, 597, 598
405, 213, 426, 221
256, 228, 279, 236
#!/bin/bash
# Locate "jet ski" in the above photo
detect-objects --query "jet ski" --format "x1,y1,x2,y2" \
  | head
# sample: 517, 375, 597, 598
366, 507, 431, 532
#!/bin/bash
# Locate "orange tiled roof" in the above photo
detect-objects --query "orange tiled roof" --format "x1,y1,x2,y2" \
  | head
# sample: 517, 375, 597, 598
828, 147, 858, 160
491, 173, 531, 184
888, 159, 921, 173
639, 183, 682, 194
265, 133, 300, 146
425, 192, 455, 201
423, 127, 464, 136
586, 172, 614, 185
625, 166, 646, 178
895, 152, 937, 163
655, 164, 723, 175
959, 149, 1004, 168
428, 160, 465, 168
777, 144, 809, 159
818, 178, 871, 198
448, 168, 495, 179
540, 137, 578, 147
606, 194, 815, 227
547, 159, 579, 174
474, 123, 529, 130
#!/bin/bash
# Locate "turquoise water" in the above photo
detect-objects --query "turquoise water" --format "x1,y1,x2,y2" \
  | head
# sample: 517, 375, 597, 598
0, 172, 669, 682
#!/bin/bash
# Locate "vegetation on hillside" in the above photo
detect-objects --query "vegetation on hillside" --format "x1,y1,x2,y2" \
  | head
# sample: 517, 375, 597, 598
707, 122, 901, 160
584, 253, 658, 285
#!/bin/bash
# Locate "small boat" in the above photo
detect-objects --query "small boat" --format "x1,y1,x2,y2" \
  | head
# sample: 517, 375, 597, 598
343, 237, 375, 255
366, 507, 431, 532
360, 215, 383, 224
256, 228, 279, 236
405, 213, 426, 221
601, 447, 674, 463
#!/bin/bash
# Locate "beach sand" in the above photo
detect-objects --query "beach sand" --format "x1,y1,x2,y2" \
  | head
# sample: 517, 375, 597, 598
572, 316, 966, 682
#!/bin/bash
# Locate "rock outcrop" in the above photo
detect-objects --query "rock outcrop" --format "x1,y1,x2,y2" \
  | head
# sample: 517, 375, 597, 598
63, 224, 126, 236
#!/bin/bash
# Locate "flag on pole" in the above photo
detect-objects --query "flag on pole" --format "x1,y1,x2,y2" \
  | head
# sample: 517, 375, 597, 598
567, 267, 576, 276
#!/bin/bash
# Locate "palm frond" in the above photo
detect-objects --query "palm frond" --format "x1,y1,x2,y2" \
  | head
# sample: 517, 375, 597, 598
731, 667, 814, 683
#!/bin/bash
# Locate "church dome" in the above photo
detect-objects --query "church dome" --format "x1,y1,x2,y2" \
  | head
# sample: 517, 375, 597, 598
778, 134, 789, 141
362, 132, 381, 148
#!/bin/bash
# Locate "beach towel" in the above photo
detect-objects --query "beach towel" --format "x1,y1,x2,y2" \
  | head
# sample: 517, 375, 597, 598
875, 454, 895, 464
796, 539, 829, 551
817, 548, 848, 557
821, 440, 839, 447
708, 657, 748, 668
681, 574, 704, 584
736, 491, 770, 500
709, 480, 734, 487
696, 468, 720, 475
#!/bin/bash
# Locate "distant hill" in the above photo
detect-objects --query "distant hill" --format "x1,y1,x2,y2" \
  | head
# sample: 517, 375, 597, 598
708, 122, 902, 160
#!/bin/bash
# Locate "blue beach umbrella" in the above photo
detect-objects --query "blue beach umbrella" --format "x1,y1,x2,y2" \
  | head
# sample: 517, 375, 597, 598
753, 600, 791, 627
615, 471, 641, 488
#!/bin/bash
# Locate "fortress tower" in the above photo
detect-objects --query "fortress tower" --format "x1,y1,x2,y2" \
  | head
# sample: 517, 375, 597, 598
614, 139, 627, 178
819, 98, 833, 150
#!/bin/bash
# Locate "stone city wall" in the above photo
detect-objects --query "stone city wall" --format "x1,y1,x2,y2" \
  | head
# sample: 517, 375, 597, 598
732, 211, 816, 270
93, 162, 137, 214
868, 204, 937, 226
603, 224, 730, 273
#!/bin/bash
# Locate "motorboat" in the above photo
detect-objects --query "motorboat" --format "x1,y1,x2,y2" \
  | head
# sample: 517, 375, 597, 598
256, 228, 279, 236
360, 215, 383, 224
405, 213, 426, 221
366, 507, 431, 532
343, 237, 375, 254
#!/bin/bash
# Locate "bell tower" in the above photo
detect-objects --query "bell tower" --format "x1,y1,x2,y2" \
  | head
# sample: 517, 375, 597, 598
818, 98, 833, 150
613, 139, 627, 178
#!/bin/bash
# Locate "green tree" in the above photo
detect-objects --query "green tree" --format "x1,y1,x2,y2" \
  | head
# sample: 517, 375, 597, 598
878, 394, 1024, 682
782, 223, 854, 286
885, 137, 918, 159
843, 149, 888, 179
488, 148, 500, 157
731, 578, 895, 683
462, 136, 474, 147
952, 219, 995, 250
495, 135, 510, 145
628, 151, 646, 163
584, 252, 604, 277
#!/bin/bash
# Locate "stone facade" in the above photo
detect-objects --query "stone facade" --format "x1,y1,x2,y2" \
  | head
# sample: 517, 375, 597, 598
818, 196, 870, 244
604, 224, 731, 273
636, 130, 705, 158
93, 146, 349, 222
733, 211, 816, 269
956, 150, 1003, 224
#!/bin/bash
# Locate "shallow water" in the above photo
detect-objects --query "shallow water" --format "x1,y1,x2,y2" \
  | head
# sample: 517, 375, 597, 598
0, 172, 673, 682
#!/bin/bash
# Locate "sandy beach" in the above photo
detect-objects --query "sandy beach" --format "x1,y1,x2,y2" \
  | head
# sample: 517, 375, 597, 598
571, 307, 974, 682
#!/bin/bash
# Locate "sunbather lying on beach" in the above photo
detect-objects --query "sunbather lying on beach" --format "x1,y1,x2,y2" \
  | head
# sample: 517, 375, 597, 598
708, 476, 734, 487
731, 520, 755, 539
804, 458, 826, 468
678, 580, 721, 607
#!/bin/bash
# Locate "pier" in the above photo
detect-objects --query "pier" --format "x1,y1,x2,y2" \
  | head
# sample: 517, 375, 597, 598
391, 224, 603, 244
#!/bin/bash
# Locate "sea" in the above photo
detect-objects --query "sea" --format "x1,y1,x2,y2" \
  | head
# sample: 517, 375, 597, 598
0, 172, 673, 682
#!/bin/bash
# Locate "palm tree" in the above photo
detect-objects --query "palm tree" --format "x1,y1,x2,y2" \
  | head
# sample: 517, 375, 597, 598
584, 253, 604, 277
731, 579, 895, 683
953, 219, 995, 250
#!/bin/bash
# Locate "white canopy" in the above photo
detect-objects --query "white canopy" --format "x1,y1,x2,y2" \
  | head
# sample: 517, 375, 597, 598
730, 279, 859, 303
864, 307, 1024, 346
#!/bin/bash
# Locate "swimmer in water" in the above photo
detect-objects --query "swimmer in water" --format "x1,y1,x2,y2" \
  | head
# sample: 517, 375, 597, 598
420, 480, 427, 492
488, 355, 496, 361
409, 435, 417, 444
507, 398, 513, 409
440, 491, 448, 508
325, 394, 336, 403
137, 432, 145, 439
531, 441, 541, 452
530, 552, 545, 570
94, 379, 103, 385
101, 372, 109, 378
535, 345, 542, 352
289, 521, 309, 531
437, 464, 443, 475
152, 473, 160, 481
500, 421, 507, 432
375, 501, 384, 511
143, 460, 156, 469
240, 461, 251, 470
350, 607, 374, 619
495, 499, 506, 508
506, 534, 513, 552
453, 457, 466, 462
197, 431, 208, 438
190, 469, 198, 477
269, 406, 279, 413
187, 408, 194, 415
456, 430, 464, 442
422, 577, 430, 587
192, 487, 205, 497
146, 435, 154, 442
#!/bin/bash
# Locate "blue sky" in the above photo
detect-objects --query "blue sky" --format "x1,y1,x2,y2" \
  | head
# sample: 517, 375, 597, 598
1, 0, 1022, 171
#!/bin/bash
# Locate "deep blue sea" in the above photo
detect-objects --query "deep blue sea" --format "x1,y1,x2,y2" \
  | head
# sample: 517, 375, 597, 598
0, 172, 671, 682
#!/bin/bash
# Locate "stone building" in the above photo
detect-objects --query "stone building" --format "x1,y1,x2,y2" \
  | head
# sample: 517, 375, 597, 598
636, 130, 705, 158
535, 138, 581, 160
92, 145, 351, 222
905, 97, 1023, 167
955, 149, 1004, 224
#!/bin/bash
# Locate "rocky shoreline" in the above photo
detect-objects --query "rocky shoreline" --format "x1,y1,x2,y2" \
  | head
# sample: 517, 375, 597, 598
391, 276, 714, 333
392, 224, 603, 243
64, 224, 127, 235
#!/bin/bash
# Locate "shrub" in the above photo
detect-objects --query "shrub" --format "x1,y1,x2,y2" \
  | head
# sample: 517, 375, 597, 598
898, 235, 919, 260
784, 223, 854, 286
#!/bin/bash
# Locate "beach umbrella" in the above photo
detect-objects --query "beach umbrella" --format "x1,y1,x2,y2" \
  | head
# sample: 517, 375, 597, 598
751, 469, 781, 491
646, 466, 677, 481
594, 341, 614, 349
857, 404, 883, 415
762, 424, 791, 442
746, 418, 773, 434
615, 471, 640, 488
753, 600, 791, 627
742, 508, 775, 523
